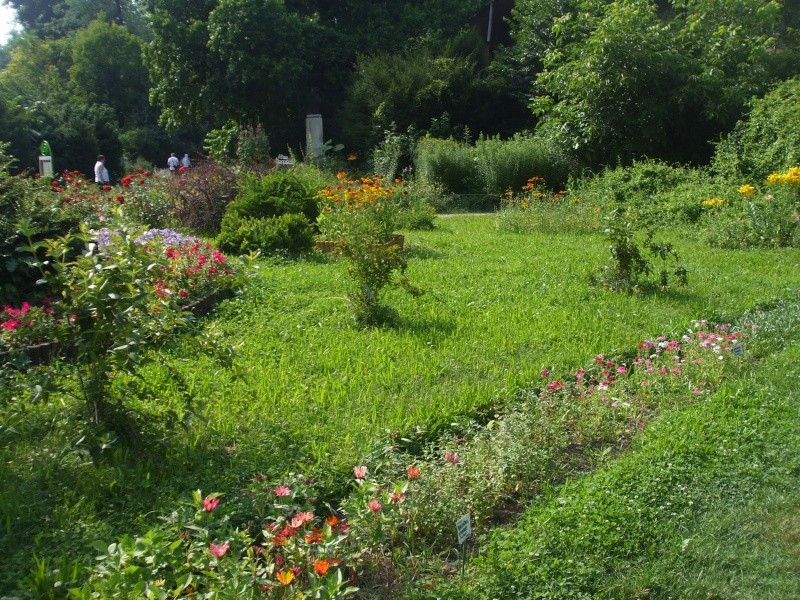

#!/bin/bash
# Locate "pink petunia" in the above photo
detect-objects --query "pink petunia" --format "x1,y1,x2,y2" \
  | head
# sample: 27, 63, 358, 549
209, 542, 230, 557
203, 496, 219, 512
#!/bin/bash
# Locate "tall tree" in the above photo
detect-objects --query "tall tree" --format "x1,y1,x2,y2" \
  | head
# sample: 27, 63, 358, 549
2, 0, 148, 38
69, 19, 150, 127
513, 0, 800, 168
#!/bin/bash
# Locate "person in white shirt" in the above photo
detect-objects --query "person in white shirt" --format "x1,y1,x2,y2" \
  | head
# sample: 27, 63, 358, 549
167, 153, 180, 173
94, 155, 105, 186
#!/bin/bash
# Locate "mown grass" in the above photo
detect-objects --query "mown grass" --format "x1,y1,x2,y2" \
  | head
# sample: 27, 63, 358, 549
424, 296, 800, 599
1, 215, 799, 593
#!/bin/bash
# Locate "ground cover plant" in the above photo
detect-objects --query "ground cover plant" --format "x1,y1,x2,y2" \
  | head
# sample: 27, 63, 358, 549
2, 210, 799, 595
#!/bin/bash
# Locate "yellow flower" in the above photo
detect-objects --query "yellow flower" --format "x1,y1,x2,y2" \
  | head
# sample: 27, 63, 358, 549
703, 197, 723, 207
276, 570, 295, 586
738, 184, 756, 196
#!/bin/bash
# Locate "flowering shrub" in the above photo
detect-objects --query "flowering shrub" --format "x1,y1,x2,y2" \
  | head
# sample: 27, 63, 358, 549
317, 174, 420, 326
169, 160, 239, 235
75, 481, 357, 599
316, 173, 401, 244
0, 300, 61, 352
704, 168, 800, 249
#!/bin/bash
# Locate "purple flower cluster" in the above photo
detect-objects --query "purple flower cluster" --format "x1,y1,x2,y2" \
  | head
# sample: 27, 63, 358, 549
134, 228, 199, 246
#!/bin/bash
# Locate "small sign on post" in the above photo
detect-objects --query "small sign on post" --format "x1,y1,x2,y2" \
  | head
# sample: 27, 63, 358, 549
275, 154, 294, 168
733, 343, 743, 357
456, 513, 473, 577
456, 513, 472, 545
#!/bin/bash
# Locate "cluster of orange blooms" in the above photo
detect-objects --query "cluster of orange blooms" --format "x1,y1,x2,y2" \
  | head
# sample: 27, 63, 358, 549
317, 172, 399, 213
502, 176, 564, 209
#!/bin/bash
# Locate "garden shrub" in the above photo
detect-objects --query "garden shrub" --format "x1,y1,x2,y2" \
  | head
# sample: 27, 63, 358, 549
399, 179, 457, 214
712, 77, 800, 183
594, 209, 688, 293
571, 160, 722, 225
228, 171, 319, 224
217, 212, 315, 255
216, 171, 319, 254
372, 125, 420, 181
171, 160, 238, 235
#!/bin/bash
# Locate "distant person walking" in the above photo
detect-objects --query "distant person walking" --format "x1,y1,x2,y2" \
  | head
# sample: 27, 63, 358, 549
167, 153, 180, 174
94, 155, 105, 186
181, 153, 191, 169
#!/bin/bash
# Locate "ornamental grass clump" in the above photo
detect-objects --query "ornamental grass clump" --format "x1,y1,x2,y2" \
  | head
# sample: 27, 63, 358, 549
317, 173, 421, 326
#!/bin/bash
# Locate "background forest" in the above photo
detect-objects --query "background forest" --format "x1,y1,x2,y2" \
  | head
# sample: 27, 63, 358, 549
1, 0, 798, 181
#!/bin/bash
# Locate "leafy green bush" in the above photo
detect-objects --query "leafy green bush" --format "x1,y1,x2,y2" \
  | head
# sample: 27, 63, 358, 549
217, 212, 315, 255
571, 160, 724, 225
594, 209, 688, 293
415, 134, 577, 199
216, 171, 319, 255
712, 77, 800, 183
228, 171, 319, 224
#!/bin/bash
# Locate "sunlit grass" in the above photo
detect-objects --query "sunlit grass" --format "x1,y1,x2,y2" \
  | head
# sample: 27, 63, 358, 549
1, 214, 799, 591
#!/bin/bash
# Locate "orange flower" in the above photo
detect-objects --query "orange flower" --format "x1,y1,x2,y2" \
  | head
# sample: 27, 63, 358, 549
407, 465, 421, 479
304, 528, 324, 544
325, 515, 340, 527
314, 560, 331, 576
276, 569, 295, 586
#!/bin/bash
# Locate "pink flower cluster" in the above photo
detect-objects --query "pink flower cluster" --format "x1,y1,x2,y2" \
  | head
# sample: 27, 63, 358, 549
536, 321, 758, 402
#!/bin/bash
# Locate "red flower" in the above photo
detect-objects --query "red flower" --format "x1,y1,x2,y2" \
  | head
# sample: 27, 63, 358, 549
179, 290, 189, 299
203, 496, 219, 512
1, 319, 21, 331
368, 498, 382, 512
102, 185, 112, 191
406, 465, 421, 479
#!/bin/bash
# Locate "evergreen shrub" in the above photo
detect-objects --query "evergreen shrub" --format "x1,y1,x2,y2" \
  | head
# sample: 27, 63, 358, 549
216, 171, 319, 254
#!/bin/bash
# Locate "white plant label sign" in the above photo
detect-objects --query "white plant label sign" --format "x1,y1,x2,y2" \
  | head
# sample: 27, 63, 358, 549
456, 513, 472, 545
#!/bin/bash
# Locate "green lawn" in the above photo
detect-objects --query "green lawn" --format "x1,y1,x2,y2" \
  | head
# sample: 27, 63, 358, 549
426, 295, 800, 599
1, 215, 799, 592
